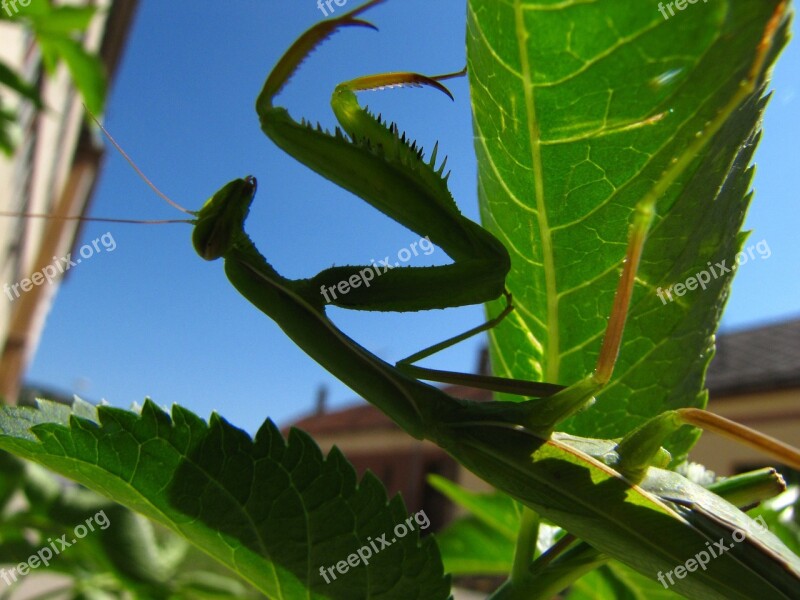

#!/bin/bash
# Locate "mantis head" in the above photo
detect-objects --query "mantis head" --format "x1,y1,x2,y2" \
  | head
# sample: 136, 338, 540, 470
192, 176, 258, 261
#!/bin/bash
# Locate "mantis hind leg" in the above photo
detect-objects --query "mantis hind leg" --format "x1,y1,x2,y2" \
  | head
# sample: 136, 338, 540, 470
395, 290, 566, 398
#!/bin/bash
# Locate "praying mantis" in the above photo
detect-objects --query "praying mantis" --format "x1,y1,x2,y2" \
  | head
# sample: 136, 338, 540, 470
4, 0, 799, 598
127, 0, 798, 597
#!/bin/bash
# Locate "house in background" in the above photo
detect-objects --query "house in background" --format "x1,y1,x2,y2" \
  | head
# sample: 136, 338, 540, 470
0, 0, 139, 404
690, 317, 800, 482
287, 317, 800, 528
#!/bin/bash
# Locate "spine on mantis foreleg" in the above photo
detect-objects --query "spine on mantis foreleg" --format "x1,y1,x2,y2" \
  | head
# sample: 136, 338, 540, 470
253, 1, 510, 313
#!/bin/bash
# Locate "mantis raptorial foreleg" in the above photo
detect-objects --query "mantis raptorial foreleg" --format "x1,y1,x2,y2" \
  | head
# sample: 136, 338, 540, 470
251, 0, 510, 313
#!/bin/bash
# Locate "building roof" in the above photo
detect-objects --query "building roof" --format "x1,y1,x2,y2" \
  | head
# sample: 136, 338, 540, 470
706, 317, 800, 396
289, 383, 490, 436
290, 403, 397, 436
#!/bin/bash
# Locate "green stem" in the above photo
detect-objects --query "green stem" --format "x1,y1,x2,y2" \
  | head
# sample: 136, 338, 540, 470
511, 507, 540, 584
491, 534, 608, 600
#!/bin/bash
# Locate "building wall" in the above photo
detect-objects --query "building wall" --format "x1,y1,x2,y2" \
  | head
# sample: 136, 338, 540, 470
0, 0, 136, 403
0, 20, 31, 356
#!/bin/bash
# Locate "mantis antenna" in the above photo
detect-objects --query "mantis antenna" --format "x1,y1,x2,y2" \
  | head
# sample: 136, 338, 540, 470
86, 109, 194, 217
0, 212, 189, 224
0, 111, 193, 225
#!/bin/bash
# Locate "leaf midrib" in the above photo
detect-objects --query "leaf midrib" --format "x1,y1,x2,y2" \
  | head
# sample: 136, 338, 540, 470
513, 0, 559, 382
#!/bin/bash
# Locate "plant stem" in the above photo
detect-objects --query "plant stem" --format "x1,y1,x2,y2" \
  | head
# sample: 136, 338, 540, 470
511, 507, 540, 584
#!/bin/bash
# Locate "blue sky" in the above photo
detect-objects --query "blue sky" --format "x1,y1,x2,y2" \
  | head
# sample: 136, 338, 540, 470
25, 0, 800, 434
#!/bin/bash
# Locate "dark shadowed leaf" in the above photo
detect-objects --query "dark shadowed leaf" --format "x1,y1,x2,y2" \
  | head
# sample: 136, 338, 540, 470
0, 399, 451, 600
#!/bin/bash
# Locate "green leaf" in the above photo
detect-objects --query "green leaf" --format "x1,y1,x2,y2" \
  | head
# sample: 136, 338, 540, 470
0, 0, 53, 21
469, 0, 788, 460
0, 2, 105, 154
749, 487, 800, 557
0, 60, 42, 107
29, 5, 97, 33
428, 475, 521, 575
36, 33, 106, 114
428, 474, 522, 541
435, 516, 515, 575
1, 459, 192, 597
429, 475, 569, 578
567, 563, 684, 600
0, 101, 18, 156
0, 451, 24, 508
173, 569, 263, 599
0, 399, 451, 600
